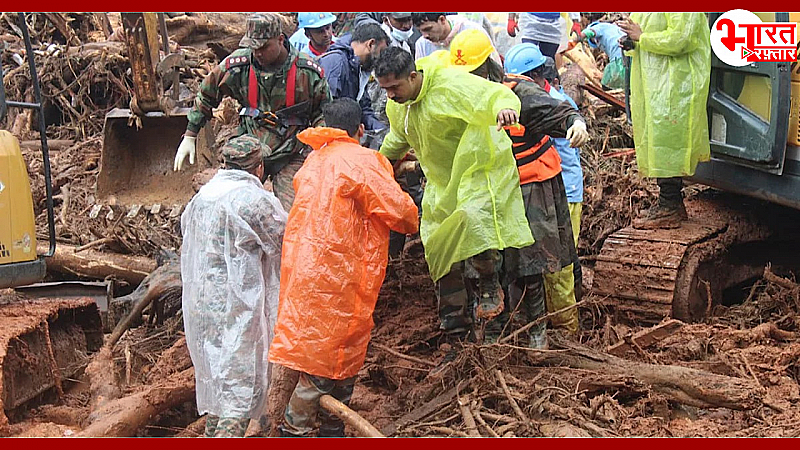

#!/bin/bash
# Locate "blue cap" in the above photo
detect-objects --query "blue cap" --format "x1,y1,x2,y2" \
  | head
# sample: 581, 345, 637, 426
297, 12, 337, 30
503, 43, 546, 75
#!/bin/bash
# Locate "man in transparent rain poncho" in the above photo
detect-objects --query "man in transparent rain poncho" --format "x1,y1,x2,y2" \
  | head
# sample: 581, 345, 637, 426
180, 134, 288, 437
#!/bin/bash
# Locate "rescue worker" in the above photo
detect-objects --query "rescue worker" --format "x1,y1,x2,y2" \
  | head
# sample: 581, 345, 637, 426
289, 12, 337, 57
173, 13, 332, 211
411, 13, 499, 62
513, 52, 585, 332
354, 13, 415, 54
375, 46, 532, 340
180, 135, 287, 437
571, 20, 627, 89
318, 22, 390, 132
269, 98, 419, 437
442, 32, 588, 346
618, 14, 711, 229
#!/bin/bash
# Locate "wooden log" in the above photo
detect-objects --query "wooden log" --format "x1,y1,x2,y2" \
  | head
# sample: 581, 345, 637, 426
607, 319, 684, 356
563, 46, 603, 88
38, 242, 157, 285
78, 368, 195, 437
19, 139, 75, 150
319, 395, 383, 437
543, 338, 763, 410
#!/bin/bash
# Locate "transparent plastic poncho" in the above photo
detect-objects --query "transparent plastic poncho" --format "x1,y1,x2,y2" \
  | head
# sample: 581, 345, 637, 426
180, 169, 287, 419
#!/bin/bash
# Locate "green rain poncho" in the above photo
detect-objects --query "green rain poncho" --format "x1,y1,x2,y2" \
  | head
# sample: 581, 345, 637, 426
380, 55, 533, 281
628, 13, 711, 178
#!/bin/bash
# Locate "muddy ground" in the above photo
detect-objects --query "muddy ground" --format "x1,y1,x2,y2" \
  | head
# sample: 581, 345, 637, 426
2, 12, 800, 437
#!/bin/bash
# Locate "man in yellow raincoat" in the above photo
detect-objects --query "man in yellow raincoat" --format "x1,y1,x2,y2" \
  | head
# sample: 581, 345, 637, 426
374, 46, 533, 338
268, 98, 419, 437
618, 13, 711, 229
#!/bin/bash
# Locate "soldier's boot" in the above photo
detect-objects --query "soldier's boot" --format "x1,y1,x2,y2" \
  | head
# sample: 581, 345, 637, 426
520, 274, 548, 350
634, 177, 686, 230
632, 201, 687, 230
470, 252, 505, 321
436, 264, 471, 334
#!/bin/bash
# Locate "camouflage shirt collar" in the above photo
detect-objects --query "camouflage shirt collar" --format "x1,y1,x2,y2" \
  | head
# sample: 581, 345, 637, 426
251, 39, 298, 77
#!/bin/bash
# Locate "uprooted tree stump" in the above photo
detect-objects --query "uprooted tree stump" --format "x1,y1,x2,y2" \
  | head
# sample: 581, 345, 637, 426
78, 368, 195, 437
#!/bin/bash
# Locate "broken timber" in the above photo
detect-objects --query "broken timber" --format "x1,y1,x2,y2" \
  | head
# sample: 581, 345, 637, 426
607, 319, 684, 356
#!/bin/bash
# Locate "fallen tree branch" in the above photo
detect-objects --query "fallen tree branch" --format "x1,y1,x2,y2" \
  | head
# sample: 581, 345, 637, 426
78, 368, 195, 437
764, 265, 800, 290
373, 343, 436, 367
457, 396, 481, 436
546, 336, 764, 410
500, 299, 589, 344
107, 260, 181, 348
495, 369, 528, 422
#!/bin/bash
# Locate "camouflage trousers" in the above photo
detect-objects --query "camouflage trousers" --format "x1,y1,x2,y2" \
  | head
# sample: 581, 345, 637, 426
204, 415, 249, 437
271, 153, 306, 211
485, 274, 548, 348
280, 372, 357, 437
436, 249, 503, 333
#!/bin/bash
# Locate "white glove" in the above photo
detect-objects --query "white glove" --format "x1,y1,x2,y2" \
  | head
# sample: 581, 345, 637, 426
565, 120, 588, 148
173, 135, 196, 171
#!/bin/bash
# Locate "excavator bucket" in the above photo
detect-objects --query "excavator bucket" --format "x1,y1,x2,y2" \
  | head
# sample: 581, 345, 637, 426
0, 297, 103, 426
96, 109, 215, 206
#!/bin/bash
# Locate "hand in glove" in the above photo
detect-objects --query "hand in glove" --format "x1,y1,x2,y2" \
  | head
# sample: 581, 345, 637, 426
507, 16, 518, 37
570, 20, 582, 39
565, 120, 588, 148
173, 135, 196, 171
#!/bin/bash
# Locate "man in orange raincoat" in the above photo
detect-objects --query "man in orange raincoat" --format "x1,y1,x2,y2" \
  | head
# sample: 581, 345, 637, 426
268, 98, 419, 437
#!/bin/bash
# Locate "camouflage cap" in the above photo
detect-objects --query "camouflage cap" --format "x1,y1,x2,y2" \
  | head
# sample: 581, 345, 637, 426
239, 13, 282, 49
221, 134, 265, 171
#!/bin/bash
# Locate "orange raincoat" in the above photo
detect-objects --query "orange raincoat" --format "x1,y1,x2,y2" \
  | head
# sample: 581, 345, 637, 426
268, 127, 419, 379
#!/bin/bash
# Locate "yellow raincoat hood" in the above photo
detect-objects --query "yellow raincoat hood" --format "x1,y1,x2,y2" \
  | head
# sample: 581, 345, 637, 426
380, 54, 533, 281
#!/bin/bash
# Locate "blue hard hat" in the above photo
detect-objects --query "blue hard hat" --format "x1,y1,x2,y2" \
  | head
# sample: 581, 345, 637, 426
504, 43, 547, 75
297, 12, 336, 29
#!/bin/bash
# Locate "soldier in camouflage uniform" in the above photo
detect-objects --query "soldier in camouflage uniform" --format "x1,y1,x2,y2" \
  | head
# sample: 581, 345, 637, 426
180, 135, 287, 437
174, 13, 332, 211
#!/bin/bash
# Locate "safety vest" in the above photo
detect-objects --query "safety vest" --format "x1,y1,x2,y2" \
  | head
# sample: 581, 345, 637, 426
502, 74, 562, 185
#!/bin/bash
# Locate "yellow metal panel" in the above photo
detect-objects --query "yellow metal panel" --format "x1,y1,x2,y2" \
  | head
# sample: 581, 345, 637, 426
0, 131, 38, 264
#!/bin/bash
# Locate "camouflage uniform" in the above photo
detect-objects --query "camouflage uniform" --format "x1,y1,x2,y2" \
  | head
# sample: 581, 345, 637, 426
280, 373, 357, 437
204, 415, 250, 437
186, 13, 332, 210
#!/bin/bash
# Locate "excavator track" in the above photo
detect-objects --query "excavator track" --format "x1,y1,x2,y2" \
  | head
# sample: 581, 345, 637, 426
593, 194, 796, 324
593, 220, 725, 322
0, 297, 102, 428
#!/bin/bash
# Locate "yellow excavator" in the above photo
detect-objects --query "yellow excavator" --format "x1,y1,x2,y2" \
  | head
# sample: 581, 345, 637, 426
97, 12, 214, 206
594, 12, 800, 323
0, 13, 102, 426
